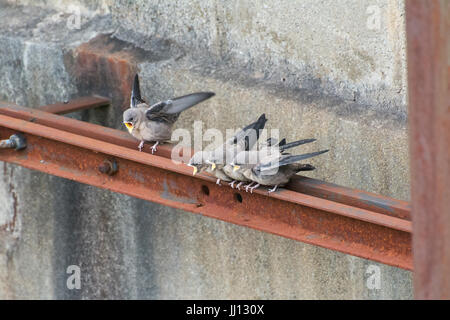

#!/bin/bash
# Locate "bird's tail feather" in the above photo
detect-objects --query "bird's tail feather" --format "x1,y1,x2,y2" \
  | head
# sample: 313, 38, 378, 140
291, 163, 316, 172
279, 138, 316, 152
260, 149, 329, 172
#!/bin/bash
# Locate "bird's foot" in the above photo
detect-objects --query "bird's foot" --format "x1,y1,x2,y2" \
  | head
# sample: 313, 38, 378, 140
245, 182, 255, 193
236, 182, 244, 190
229, 181, 236, 188
268, 185, 278, 193
138, 141, 144, 152
248, 184, 260, 194
216, 179, 221, 186
150, 141, 159, 154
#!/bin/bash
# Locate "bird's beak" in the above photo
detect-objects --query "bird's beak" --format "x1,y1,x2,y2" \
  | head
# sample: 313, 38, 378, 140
124, 122, 133, 133
233, 165, 240, 172
187, 164, 198, 176
206, 160, 216, 170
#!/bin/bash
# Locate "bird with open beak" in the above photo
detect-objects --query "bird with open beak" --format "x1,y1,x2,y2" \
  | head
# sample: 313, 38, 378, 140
233, 149, 329, 193
188, 113, 267, 185
123, 74, 215, 153
187, 150, 214, 177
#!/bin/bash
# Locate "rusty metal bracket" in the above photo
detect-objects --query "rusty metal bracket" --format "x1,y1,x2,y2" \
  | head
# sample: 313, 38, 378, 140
0, 98, 412, 270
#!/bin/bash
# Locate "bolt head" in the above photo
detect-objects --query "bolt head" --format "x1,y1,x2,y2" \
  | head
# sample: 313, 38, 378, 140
98, 160, 118, 176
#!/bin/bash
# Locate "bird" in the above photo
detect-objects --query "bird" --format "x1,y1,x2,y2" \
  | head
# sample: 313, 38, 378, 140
233, 149, 329, 193
123, 74, 215, 153
188, 114, 267, 185
224, 137, 317, 190
223, 137, 281, 190
206, 113, 268, 185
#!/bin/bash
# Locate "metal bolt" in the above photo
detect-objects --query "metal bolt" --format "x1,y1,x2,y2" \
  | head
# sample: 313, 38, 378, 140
0, 133, 27, 150
98, 159, 118, 176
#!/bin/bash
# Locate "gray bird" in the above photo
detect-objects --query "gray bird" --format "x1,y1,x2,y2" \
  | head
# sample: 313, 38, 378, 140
188, 114, 267, 184
233, 149, 329, 193
223, 137, 283, 190
225, 137, 317, 190
123, 74, 215, 153
206, 113, 268, 185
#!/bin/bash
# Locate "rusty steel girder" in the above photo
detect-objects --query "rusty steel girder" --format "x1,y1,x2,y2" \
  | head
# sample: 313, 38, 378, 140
406, 0, 449, 298
37, 95, 110, 114
0, 99, 412, 270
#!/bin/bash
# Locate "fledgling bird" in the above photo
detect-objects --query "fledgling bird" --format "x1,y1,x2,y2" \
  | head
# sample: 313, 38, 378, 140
123, 74, 215, 153
223, 137, 285, 190
234, 149, 329, 193
207, 113, 268, 185
188, 114, 267, 185
224, 137, 317, 190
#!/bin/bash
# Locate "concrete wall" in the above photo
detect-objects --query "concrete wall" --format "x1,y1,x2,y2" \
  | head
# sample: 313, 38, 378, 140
0, 0, 412, 299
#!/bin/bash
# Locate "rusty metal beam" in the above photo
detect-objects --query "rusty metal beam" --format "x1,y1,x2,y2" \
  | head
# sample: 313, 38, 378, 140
406, 0, 449, 298
37, 95, 110, 114
0, 100, 412, 270
288, 176, 411, 220
0, 100, 412, 220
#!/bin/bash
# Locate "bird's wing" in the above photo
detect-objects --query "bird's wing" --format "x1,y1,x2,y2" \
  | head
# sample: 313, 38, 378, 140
277, 138, 286, 147
208, 114, 267, 164
230, 113, 267, 151
145, 92, 215, 123
130, 74, 146, 108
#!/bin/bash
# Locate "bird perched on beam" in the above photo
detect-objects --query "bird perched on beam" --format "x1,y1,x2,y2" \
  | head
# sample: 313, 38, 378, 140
233, 149, 329, 193
223, 137, 281, 190
188, 114, 267, 185
225, 137, 317, 190
123, 74, 215, 153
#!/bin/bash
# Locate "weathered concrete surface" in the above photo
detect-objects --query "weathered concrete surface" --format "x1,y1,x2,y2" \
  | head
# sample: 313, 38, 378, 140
0, 1, 412, 299
8, 0, 408, 115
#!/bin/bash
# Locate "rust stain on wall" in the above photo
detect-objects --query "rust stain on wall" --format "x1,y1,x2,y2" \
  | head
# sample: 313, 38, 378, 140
64, 34, 148, 111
